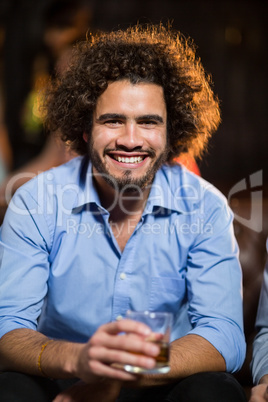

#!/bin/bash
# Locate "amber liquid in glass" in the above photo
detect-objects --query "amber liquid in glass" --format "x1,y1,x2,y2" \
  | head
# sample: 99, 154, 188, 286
125, 341, 170, 373
154, 341, 169, 366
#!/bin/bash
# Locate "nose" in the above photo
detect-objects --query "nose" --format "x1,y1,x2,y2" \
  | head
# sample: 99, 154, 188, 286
115, 122, 144, 150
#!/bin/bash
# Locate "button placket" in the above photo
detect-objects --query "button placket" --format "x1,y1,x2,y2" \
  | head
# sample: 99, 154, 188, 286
111, 228, 139, 320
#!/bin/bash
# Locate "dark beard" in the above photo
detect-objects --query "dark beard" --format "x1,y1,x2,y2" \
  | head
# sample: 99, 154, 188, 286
89, 145, 168, 193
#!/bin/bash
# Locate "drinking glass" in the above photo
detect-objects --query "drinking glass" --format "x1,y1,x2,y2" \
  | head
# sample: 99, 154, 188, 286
124, 310, 173, 374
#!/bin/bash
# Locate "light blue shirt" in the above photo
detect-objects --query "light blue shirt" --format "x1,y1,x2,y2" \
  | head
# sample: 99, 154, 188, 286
251, 241, 268, 384
0, 156, 245, 372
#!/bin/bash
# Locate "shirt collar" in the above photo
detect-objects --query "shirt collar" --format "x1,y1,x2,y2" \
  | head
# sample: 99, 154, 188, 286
73, 158, 188, 215
72, 157, 104, 214
143, 164, 187, 215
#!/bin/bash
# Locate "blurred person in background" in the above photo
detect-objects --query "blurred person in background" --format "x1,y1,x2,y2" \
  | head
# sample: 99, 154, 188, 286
0, 0, 91, 204
250, 248, 268, 402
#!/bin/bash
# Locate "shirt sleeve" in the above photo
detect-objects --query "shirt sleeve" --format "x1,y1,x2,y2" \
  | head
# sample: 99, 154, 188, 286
0, 186, 52, 338
185, 192, 246, 373
251, 256, 268, 384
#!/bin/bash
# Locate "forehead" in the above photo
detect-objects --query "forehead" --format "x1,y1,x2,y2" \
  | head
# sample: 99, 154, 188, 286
95, 80, 166, 117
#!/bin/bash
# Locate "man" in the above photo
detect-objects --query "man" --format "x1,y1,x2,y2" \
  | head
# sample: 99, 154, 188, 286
0, 24, 247, 401
250, 252, 268, 402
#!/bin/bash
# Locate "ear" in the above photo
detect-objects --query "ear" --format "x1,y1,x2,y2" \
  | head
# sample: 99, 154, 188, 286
83, 132, 88, 143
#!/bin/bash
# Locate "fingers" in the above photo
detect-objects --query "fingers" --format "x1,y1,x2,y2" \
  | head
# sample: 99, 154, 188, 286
87, 331, 159, 377
88, 359, 138, 381
145, 332, 164, 342
101, 319, 152, 337
250, 384, 268, 402
53, 393, 73, 402
78, 319, 161, 382
89, 344, 157, 368
88, 320, 160, 366
90, 330, 160, 357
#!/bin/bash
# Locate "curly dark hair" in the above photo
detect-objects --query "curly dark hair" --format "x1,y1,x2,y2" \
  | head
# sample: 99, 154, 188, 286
43, 23, 221, 161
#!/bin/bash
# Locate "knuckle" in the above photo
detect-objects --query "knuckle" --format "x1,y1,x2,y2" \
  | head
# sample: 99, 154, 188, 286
89, 334, 98, 346
115, 320, 125, 332
88, 345, 97, 359
90, 332, 105, 346
88, 359, 98, 371
118, 334, 129, 348
88, 344, 105, 360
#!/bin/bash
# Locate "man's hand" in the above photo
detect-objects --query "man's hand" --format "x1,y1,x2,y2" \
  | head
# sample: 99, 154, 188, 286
73, 319, 160, 383
250, 384, 268, 402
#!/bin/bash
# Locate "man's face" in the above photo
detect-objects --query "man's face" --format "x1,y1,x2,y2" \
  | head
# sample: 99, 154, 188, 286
87, 80, 168, 192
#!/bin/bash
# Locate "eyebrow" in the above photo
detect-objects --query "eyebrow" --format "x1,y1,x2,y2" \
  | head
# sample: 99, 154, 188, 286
139, 114, 164, 123
95, 113, 164, 123
95, 113, 126, 122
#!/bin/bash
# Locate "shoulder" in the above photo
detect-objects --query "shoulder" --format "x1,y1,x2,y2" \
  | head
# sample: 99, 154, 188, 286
159, 163, 229, 212
8, 156, 86, 216
25, 156, 84, 189
14, 156, 85, 198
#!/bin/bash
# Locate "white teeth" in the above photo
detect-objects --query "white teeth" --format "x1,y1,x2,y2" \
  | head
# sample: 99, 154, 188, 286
114, 156, 144, 163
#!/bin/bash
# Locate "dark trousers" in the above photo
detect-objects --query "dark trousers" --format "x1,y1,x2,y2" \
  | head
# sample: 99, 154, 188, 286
0, 371, 247, 402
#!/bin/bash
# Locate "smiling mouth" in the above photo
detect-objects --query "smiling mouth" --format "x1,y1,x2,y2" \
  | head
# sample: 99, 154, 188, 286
113, 155, 145, 163
107, 152, 148, 164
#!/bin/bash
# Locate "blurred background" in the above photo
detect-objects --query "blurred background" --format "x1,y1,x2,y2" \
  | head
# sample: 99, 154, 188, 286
0, 0, 267, 200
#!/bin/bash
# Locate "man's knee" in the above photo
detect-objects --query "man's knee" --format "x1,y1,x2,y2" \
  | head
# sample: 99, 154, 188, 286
166, 372, 247, 402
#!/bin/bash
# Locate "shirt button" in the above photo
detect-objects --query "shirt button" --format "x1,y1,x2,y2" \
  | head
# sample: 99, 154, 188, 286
116, 315, 123, 320
120, 273, 126, 280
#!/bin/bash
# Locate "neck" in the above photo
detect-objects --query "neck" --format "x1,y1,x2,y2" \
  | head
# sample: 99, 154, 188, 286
93, 172, 151, 222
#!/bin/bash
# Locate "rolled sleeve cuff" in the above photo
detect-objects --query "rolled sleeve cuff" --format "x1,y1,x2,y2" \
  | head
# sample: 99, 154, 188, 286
0, 320, 36, 340
189, 324, 246, 373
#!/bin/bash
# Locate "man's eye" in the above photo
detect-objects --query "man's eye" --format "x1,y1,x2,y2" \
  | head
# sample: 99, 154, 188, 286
105, 120, 122, 125
140, 120, 157, 126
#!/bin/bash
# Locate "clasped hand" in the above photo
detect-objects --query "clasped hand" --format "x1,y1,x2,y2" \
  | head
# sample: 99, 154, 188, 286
53, 319, 161, 402
75, 319, 160, 383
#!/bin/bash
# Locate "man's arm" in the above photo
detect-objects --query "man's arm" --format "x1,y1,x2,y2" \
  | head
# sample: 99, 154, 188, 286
0, 320, 161, 383
0, 329, 225, 390
0, 328, 80, 379
169, 334, 226, 378
260, 376, 268, 384
126, 333, 225, 388
252, 327, 268, 387
48, 333, 226, 401
250, 377, 268, 402
250, 257, 268, 401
